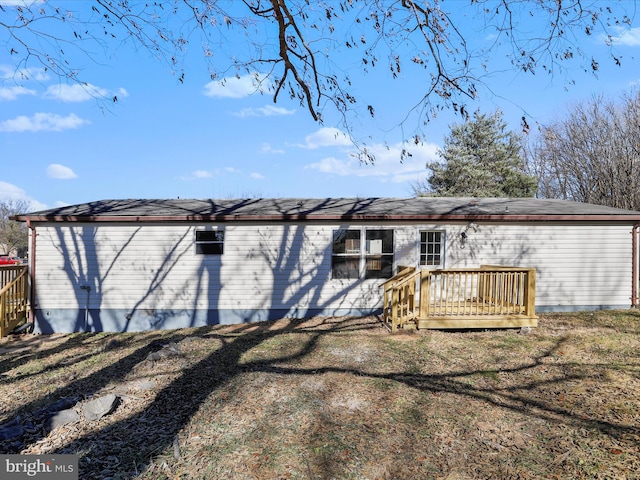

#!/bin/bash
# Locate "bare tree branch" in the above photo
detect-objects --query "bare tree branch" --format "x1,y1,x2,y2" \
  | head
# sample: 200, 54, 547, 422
1, 0, 635, 161
528, 90, 640, 210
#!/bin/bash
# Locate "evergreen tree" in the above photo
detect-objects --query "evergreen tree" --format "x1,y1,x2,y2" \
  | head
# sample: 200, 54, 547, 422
419, 111, 537, 197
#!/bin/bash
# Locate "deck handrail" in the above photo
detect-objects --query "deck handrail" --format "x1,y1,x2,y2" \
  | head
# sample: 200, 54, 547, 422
381, 265, 416, 290
0, 265, 29, 337
382, 266, 423, 332
382, 265, 536, 331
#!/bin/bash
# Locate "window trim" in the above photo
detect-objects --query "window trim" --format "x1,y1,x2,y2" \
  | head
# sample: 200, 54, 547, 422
419, 229, 445, 268
195, 228, 225, 255
364, 229, 394, 279
331, 229, 361, 279
332, 228, 394, 279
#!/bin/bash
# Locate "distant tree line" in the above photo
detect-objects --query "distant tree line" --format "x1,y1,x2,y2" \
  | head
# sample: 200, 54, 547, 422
414, 89, 640, 212
527, 90, 640, 211
0, 200, 29, 257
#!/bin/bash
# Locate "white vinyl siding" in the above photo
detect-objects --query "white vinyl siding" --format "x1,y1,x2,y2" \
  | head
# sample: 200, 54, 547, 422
31, 221, 635, 323
392, 222, 632, 309
32, 223, 388, 315
444, 222, 633, 308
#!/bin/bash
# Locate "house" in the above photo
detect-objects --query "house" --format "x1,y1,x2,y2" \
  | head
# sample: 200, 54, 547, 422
13, 197, 640, 333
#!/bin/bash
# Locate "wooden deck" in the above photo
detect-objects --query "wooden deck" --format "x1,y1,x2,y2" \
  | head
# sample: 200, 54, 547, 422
382, 265, 537, 332
1, 265, 29, 337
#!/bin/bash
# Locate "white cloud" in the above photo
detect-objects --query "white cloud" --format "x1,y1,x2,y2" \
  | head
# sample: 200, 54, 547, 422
0, 113, 89, 132
233, 105, 295, 118
179, 170, 215, 180
193, 170, 213, 179
307, 156, 352, 176
259, 143, 285, 154
44, 84, 100, 102
297, 127, 352, 149
47, 164, 78, 180
0, 65, 13, 79
0, 86, 36, 101
250, 172, 265, 180
305, 141, 439, 184
0, 181, 26, 200
0, 181, 47, 210
0, 1, 45, 6
0, 64, 50, 82
203, 74, 268, 99
43, 84, 128, 102
0, 63, 15, 80
606, 26, 640, 46
180, 167, 254, 181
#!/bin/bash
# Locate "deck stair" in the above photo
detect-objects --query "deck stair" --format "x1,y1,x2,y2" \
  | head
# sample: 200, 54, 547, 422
1, 265, 29, 337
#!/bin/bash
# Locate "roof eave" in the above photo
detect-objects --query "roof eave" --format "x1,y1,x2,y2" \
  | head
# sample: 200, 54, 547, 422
13, 214, 640, 223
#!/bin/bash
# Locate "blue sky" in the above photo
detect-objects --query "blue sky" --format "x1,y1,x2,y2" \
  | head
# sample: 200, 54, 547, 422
1, 1, 640, 211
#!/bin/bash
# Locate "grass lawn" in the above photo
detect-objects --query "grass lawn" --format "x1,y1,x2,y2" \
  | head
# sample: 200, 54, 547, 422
0, 311, 639, 479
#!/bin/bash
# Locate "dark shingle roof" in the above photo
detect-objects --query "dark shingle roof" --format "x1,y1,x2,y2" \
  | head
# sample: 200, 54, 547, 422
14, 197, 640, 222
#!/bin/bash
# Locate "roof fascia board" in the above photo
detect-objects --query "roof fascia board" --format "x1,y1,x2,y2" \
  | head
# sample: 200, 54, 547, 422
14, 214, 640, 223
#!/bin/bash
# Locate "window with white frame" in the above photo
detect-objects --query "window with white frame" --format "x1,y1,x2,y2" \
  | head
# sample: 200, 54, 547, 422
332, 228, 394, 279
195, 229, 225, 254
420, 230, 444, 266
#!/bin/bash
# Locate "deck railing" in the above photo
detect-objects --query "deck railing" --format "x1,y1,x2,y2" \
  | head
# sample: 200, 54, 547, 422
0, 265, 29, 337
382, 265, 537, 331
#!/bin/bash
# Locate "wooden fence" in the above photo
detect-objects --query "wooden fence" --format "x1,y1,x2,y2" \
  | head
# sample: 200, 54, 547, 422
382, 265, 537, 331
0, 265, 29, 337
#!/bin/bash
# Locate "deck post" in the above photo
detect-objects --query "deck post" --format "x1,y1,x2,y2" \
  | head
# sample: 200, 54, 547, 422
391, 287, 399, 332
525, 268, 536, 318
383, 283, 390, 323
405, 279, 415, 318
0, 290, 6, 338
419, 269, 432, 320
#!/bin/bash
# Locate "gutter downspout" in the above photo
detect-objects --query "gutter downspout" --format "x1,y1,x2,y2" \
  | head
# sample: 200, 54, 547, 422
27, 220, 36, 325
633, 224, 639, 308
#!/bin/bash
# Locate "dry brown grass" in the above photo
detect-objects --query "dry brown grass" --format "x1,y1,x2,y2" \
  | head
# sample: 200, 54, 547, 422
1, 311, 639, 479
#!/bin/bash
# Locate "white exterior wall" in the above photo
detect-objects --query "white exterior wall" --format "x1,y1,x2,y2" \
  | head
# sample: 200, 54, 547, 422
448, 222, 634, 309
29, 220, 635, 332
393, 222, 634, 309
32, 222, 395, 331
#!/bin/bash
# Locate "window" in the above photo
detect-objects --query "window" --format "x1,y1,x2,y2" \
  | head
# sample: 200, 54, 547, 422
420, 230, 443, 266
195, 230, 224, 254
332, 228, 394, 279
365, 229, 394, 278
332, 229, 361, 279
